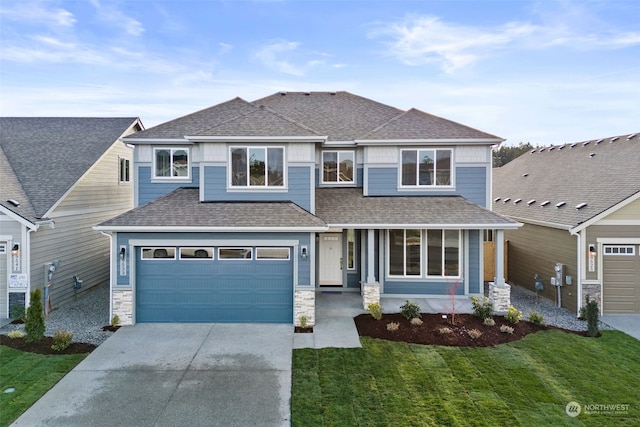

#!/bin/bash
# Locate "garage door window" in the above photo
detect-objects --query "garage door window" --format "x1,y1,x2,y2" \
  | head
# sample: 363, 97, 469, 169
179, 248, 214, 259
142, 247, 176, 259
604, 245, 635, 256
256, 248, 290, 260
219, 248, 253, 259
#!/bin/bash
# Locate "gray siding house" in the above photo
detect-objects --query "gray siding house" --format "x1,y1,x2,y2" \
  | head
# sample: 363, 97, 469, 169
0, 117, 142, 320
493, 133, 640, 314
95, 92, 519, 326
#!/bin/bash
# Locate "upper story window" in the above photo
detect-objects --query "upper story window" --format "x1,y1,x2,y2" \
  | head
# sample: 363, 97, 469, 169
154, 148, 190, 179
230, 147, 285, 187
322, 151, 354, 183
400, 149, 452, 187
119, 157, 130, 183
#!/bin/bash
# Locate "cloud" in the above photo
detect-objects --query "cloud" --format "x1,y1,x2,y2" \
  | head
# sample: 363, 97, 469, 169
371, 13, 640, 73
90, 0, 145, 36
0, 1, 76, 27
254, 40, 340, 76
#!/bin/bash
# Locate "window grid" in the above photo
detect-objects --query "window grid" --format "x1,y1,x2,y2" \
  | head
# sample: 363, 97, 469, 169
603, 245, 636, 256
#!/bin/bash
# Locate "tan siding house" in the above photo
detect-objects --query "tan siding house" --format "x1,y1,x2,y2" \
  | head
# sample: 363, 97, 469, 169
494, 133, 640, 314
0, 118, 142, 321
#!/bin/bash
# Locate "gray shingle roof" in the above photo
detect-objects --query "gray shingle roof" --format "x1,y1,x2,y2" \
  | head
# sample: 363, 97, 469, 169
0, 145, 37, 224
96, 188, 327, 229
315, 188, 518, 228
0, 117, 140, 219
493, 133, 640, 228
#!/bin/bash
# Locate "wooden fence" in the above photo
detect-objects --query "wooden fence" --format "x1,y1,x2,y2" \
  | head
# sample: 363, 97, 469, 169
483, 241, 509, 282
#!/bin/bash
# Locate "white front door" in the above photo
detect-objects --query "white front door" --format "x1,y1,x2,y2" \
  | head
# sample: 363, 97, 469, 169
319, 233, 343, 286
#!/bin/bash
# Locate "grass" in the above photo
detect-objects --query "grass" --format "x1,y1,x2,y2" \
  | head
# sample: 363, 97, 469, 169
292, 330, 640, 426
0, 346, 88, 427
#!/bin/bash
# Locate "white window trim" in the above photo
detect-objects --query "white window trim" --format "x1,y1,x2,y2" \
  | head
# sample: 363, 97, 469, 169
398, 148, 455, 189
141, 247, 176, 260
218, 247, 253, 260
426, 229, 462, 278
603, 245, 636, 256
152, 147, 191, 180
386, 229, 423, 278
228, 146, 286, 189
118, 157, 130, 184
321, 150, 355, 184
178, 247, 214, 260
256, 247, 291, 261
346, 229, 356, 271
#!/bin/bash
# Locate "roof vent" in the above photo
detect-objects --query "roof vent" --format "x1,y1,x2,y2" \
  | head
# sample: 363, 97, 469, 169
494, 197, 501, 203
627, 133, 637, 140
576, 203, 587, 210
555, 201, 566, 208
503, 197, 511, 203
304, 92, 311, 96
570, 143, 577, 148
279, 91, 287, 96
514, 198, 522, 204
6, 199, 20, 207
539, 148, 546, 152
595, 139, 603, 144
610, 137, 618, 142
530, 150, 537, 154
541, 200, 550, 207
329, 92, 337, 95
582, 141, 590, 147
527, 199, 536, 206
549, 146, 555, 151
522, 173, 529, 178
589, 152, 596, 158
558, 144, 565, 150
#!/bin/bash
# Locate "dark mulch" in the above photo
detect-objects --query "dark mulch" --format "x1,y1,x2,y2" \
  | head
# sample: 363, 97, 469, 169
294, 327, 313, 333
355, 313, 586, 347
0, 335, 96, 355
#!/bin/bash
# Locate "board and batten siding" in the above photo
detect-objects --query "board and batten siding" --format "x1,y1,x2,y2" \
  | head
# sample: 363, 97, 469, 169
504, 223, 578, 312
30, 141, 134, 309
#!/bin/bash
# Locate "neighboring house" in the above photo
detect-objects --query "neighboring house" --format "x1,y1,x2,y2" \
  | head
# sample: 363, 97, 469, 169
95, 92, 519, 326
0, 117, 142, 320
493, 133, 640, 315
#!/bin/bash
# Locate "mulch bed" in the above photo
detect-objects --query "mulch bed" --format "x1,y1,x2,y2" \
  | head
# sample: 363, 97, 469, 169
0, 335, 96, 355
355, 313, 586, 347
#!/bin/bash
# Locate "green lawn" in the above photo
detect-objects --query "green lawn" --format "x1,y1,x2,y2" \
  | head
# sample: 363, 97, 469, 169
0, 346, 88, 427
292, 330, 640, 426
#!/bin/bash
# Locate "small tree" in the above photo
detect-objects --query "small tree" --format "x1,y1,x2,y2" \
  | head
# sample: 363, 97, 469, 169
446, 278, 461, 325
585, 295, 599, 337
25, 288, 45, 343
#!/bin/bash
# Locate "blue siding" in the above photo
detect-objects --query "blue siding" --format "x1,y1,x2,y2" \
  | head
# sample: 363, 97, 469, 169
202, 165, 312, 211
384, 280, 464, 295
468, 230, 481, 293
138, 166, 200, 206
366, 166, 487, 206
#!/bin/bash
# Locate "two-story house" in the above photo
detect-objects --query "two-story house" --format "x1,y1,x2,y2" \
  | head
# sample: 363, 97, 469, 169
95, 92, 519, 326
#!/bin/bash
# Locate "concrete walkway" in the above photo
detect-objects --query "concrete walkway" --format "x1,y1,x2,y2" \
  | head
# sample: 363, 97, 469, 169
601, 314, 640, 340
12, 324, 293, 427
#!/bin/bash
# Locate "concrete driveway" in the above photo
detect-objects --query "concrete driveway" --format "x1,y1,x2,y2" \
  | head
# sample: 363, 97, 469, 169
601, 314, 640, 340
12, 324, 293, 427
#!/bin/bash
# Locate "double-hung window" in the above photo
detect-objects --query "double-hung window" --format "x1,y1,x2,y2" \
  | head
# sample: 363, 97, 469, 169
427, 230, 460, 276
154, 148, 190, 179
322, 151, 354, 183
401, 149, 452, 186
230, 147, 285, 187
388, 229, 422, 276
119, 157, 130, 183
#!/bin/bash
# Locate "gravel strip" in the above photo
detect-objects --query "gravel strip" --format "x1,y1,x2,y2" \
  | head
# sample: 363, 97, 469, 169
0, 283, 115, 346
509, 284, 612, 331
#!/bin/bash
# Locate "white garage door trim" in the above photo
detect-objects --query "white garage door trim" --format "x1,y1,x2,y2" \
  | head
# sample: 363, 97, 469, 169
598, 238, 640, 314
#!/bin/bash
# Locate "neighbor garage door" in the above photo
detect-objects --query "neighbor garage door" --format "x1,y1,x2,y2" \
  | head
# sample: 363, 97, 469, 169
136, 246, 293, 323
603, 245, 640, 314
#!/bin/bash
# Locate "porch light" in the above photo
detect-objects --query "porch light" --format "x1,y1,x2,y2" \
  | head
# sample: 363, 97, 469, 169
120, 247, 126, 261
588, 245, 597, 256
11, 244, 19, 256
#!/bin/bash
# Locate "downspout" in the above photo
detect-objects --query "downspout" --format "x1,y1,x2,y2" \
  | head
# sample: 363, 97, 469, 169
570, 229, 582, 317
100, 231, 114, 321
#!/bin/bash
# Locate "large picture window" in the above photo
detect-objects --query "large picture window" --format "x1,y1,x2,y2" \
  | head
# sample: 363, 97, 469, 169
401, 149, 452, 186
230, 147, 284, 187
322, 151, 354, 183
427, 229, 460, 277
154, 148, 189, 179
388, 229, 461, 278
388, 229, 422, 276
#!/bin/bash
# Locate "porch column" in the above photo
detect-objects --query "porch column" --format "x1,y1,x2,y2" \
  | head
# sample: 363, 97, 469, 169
489, 229, 510, 312
362, 229, 380, 309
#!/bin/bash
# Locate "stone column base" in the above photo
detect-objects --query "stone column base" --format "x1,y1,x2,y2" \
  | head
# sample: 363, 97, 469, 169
488, 282, 511, 313
294, 289, 315, 327
362, 282, 381, 309
582, 283, 602, 310
113, 289, 133, 325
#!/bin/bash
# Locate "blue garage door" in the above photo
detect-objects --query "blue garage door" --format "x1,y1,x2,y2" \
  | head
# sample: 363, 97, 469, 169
136, 246, 293, 323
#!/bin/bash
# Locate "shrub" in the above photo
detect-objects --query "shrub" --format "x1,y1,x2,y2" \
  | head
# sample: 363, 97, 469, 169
585, 295, 599, 337
111, 314, 120, 327
367, 303, 383, 320
25, 288, 45, 343
470, 296, 494, 320
483, 317, 496, 326
51, 329, 73, 351
467, 329, 482, 339
438, 327, 452, 335
410, 318, 423, 326
299, 315, 308, 328
400, 300, 421, 320
528, 311, 545, 326
10, 305, 26, 322
578, 305, 587, 320
386, 322, 400, 331
500, 325, 514, 334
505, 306, 523, 324
7, 330, 25, 339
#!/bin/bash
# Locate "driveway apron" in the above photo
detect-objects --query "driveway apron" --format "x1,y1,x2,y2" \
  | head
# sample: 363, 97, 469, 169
11, 324, 293, 427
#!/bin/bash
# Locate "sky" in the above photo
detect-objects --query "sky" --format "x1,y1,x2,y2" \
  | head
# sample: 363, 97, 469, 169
1, 0, 639, 146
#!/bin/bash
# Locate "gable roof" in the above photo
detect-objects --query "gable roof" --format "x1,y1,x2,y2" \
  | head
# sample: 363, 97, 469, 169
0, 117, 141, 220
492, 133, 640, 229
125, 91, 502, 143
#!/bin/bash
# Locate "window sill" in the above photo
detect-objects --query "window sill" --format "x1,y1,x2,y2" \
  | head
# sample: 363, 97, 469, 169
227, 187, 289, 192
397, 186, 455, 191
151, 178, 192, 184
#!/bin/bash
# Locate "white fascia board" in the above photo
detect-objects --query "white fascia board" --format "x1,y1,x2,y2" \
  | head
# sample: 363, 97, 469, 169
324, 222, 522, 230
185, 135, 327, 143
93, 225, 328, 233
507, 216, 572, 231
322, 141, 357, 147
570, 190, 640, 235
355, 138, 503, 146
122, 138, 189, 145
0, 206, 38, 230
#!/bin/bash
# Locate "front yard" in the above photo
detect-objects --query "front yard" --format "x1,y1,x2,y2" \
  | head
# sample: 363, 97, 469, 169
292, 330, 640, 426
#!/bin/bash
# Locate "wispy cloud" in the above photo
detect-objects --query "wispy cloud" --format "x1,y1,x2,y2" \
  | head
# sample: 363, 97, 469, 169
0, 1, 76, 27
89, 0, 145, 36
371, 13, 640, 73
254, 40, 339, 76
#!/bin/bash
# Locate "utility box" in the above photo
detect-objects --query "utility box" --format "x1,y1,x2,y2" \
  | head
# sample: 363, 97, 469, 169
554, 263, 565, 287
